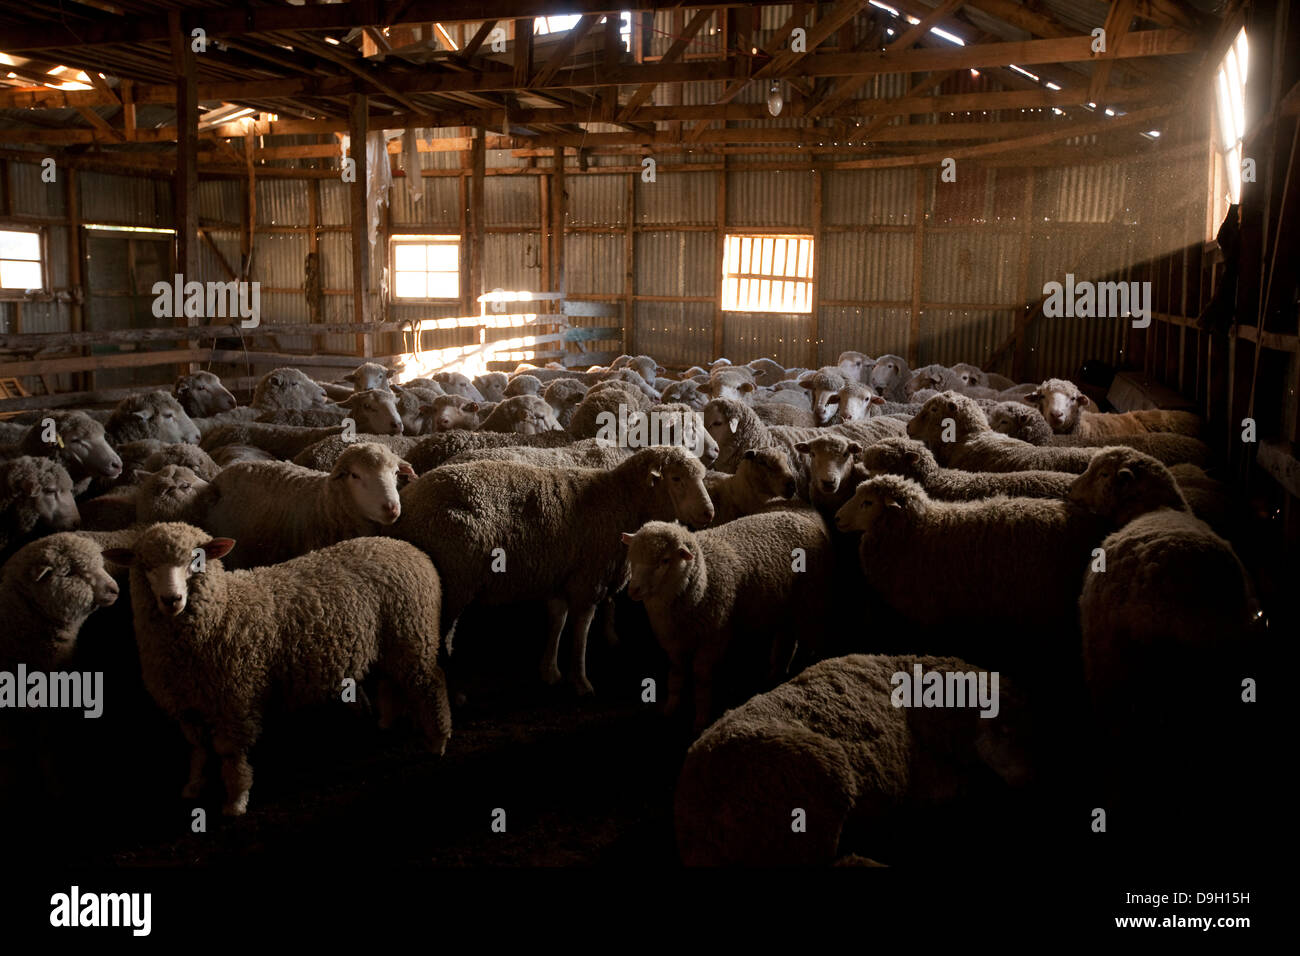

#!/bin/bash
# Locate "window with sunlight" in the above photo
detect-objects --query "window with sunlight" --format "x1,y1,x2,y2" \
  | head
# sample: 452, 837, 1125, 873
392, 235, 460, 300
0, 227, 44, 292
722, 235, 814, 314
1214, 28, 1249, 212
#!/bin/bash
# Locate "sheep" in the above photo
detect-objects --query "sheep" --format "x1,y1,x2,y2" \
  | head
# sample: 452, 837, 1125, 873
1168, 463, 1230, 531
988, 401, 1055, 446
867, 354, 911, 401
198, 442, 413, 568
793, 435, 869, 514
835, 475, 1108, 633
567, 383, 650, 440
444, 438, 633, 470
476, 395, 564, 434
705, 447, 798, 524
423, 394, 491, 432
682, 366, 709, 380
829, 382, 885, 424
0, 534, 119, 672
255, 389, 404, 436
904, 363, 958, 399
174, 371, 237, 417
1066, 448, 1255, 743
1046, 431, 1211, 466
104, 391, 201, 447
291, 434, 423, 473
907, 392, 1099, 474
859, 437, 1074, 501
209, 444, 276, 468
200, 422, 344, 460
621, 510, 831, 730
541, 378, 589, 428
609, 355, 633, 369
752, 402, 816, 427
835, 350, 873, 384
16, 411, 123, 490
700, 368, 757, 404
389, 446, 714, 694
389, 384, 442, 435
135, 465, 210, 525
746, 357, 787, 387
472, 372, 510, 403
504, 373, 544, 398
140, 443, 221, 483
432, 371, 485, 402
0, 457, 79, 561
252, 367, 330, 411
801, 367, 849, 426
626, 355, 662, 386
343, 362, 394, 393
950, 363, 1014, 393
673, 654, 1031, 866
190, 406, 261, 437
1025, 378, 1201, 437
106, 523, 450, 816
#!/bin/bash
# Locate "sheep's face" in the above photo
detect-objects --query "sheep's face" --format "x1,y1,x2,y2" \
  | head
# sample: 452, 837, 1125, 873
660, 380, 703, 409
834, 385, 883, 424
904, 367, 945, 399
261, 369, 330, 409
55, 418, 124, 479
344, 363, 392, 393
175, 371, 237, 417
1067, 449, 1181, 520
1026, 381, 1087, 433
435, 372, 480, 401
739, 447, 798, 500
869, 356, 908, 394
112, 533, 232, 617
128, 395, 202, 445
835, 351, 871, 384
507, 396, 563, 434
747, 359, 785, 388
16, 536, 118, 632
989, 404, 1026, 437
907, 394, 980, 447
137, 465, 207, 522
951, 364, 986, 389
429, 395, 476, 432
473, 373, 509, 403
505, 375, 543, 398
622, 527, 694, 601
803, 376, 845, 426
340, 389, 403, 436
702, 401, 741, 450
11, 463, 79, 531
629, 357, 659, 385
704, 372, 755, 404
834, 481, 902, 535
332, 446, 412, 525
798, 438, 860, 497
860, 440, 931, 483
650, 451, 714, 528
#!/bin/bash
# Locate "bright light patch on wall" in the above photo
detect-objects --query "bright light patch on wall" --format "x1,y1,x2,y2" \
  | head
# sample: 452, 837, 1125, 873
83, 224, 176, 234
535, 15, 582, 35
1214, 27, 1249, 205
722, 235, 814, 314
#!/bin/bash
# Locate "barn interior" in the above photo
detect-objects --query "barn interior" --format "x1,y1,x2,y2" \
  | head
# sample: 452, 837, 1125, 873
0, 0, 1290, 903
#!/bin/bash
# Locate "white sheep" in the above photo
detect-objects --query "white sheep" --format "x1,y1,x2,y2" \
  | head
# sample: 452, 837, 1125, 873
252, 367, 330, 410
255, 389, 404, 436
835, 350, 873, 384
477, 394, 564, 434
705, 447, 799, 523
0, 457, 80, 562
472, 372, 510, 403
867, 354, 911, 401
858, 437, 1074, 500
746, 358, 787, 387
174, 371, 238, 418
621, 510, 831, 731
105, 523, 451, 816
105, 392, 201, 447
1025, 378, 1201, 438
800, 367, 850, 426
907, 392, 1099, 473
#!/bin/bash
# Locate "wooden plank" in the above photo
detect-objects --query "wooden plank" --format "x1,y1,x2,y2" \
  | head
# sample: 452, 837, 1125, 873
1089, 0, 1138, 104
624, 171, 634, 356
530, 15, 598, 88
1, 349, 209, 378
564, 326, 623, 341
562, 300, 621, 316
348, 94, 371, 356
1012, 168, 1035, 381
514, 18, 534, 89
552, 146, 566, 296
460, 20, 498, 60
618, 7, 714, 121
471, 131, 486, 306
809, 168, 822, 368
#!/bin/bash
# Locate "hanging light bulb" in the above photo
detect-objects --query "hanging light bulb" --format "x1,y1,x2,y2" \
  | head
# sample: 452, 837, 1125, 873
766, 79, 783, 117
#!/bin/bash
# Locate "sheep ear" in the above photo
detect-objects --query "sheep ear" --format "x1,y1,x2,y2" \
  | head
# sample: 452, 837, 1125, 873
343, 372, 358, 383
870, 396, 885, 405
101, 549, 134, 567
904, 450, 921, 465
390, 384, 405, 395
656, 366, 666, 375
132, 408, 152, 421
464, 402, 480, 413
1075, 394, 1089, 405
32, 564, 55, 581
202, 538, 236, 561
945, 400, 958, 413
793, 442, 810, 455
847, 442, 862, 455
739, 382, 755, 393
677, 547, 694, 561
397, 460, 416, 477
742, 449, 757, 460
620, 532, 636, 545
1025, 391, 1041, 403
799, 381, 814, 390
728, 418, 739, 434
647, 469, 662, 486
418, 404, 436, 415
1116, 467, 1134, 483
885, 497, 903, 509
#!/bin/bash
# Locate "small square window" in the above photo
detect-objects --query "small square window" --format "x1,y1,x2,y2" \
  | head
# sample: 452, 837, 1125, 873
0, 227, 44, 293
391, 235, 460, 301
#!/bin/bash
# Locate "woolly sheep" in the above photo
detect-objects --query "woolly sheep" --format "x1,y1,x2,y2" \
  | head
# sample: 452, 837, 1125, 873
674, 654, 1031, 865
609, 355, 633, 370
209, 444, 277, 468
1025, 378, 1201, 438
704, 447, 798, 524
199, 442, 413, 568
904, 363, 958, 399
566, 383, 650, 439
1168, 463, 1230, 532
0, 457, 79, 561
256, 389, 403, 435
431, 371, 485, 403
868, 354, 911, 401
140, 443, 221, 483
504, 373, 544, 398
390, 446, 714, 694
105, 392, 201, 447
793, 435, 868, 514
200, 422, 344, 460
1046, 431, 1211, 467
16, 411, 123, 488
800, 367, 849, 426
682, 366, 709, 380
472, 372, 509, 403
700, 368, 757, 404
387, 384, 443, 435
752, 402, 816, 427
424, 394, 491, 432
542, 378, 589, 427
835, 475, 1108, 632
829, 382, 886, 424
988, 402, 1055, 446
0, 533, 119, 672
174, 371, 237, 417
404, 430, 573, 473
1067, 449, 1254, 740
190, 406, 261, 438
135, 465, 210, 525
343, 362, 394, 393
477, 395, 564, 434
626, 355, 663, 386
859, 437, 1074, 501
252, 367, 330, 411
835, 350, 873, 384
444, 438, 632, 470
289, 434, 421, 472
622, 510, 831, 730
746, 358, 787, 387
907, 392, 1098, 473
106, 524, 451, 815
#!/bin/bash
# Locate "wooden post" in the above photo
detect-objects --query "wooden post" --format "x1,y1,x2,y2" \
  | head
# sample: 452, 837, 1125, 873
348, 93, 372, 357
539, 172, 550, 293
459, 146, 470, 314
713, 157, 727, 359
471, 130, 486, 307
624, 171, 635, 355
809, 167, 822, 368
1012, 169, 1035, 381
308, 176, 323, 353
552, 146, 565, 297
170, 10, 198, 375
64, 168, 88, 392
908, 169, 925, 368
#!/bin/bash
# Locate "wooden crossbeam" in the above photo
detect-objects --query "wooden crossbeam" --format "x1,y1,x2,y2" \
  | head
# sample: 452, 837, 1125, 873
514, 18, 534, 88
530, 14, 599, 88
1090, 0, 1138, 104
460, 20, 499, 59
617, 7, 714, 121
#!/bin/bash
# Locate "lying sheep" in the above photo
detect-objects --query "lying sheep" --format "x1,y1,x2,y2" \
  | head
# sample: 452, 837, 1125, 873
200, 422, 344, 460
950, 364, 1016, 393
174, 371, 237, 417
477, 395, 563, 434
626, 355, 663, 386
389, 384, 443, 435
252, 367, 330, 410
907, 392, 1099, 474
16, 411, 123, 490
0, 533, 119, 672
255, 389, 403, 435
835, 351, 872, 384
835, 474, 1108, 632
473, 372, 510, 403
859, 437, 1074, 501
868, 354, 911, 401
0, 457, 79, 561
106, 524, 451, 816
1026, 378, 1201, 437
746, 358, 787, 387
752, 402, 816, 428
1067, 449, 1255, 740
659, 379, 705, 410
622, 510, 831, 730
674, 654, 1031, 865
504, 373, 544, 398
988, 401, 1055, 446
390, 446, 714, 694
199, 442, 413, 568
904, 363, 957, 399
705, 448, 798, 524
190, 406, 260, 437
542, 378, 589, 427
105, 391, 201, 447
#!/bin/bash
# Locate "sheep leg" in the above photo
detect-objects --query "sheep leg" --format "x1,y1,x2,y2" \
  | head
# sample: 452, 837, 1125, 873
540, 598, 568, 685
179, 720, 209, 799
566, 602, 598, 697
417, 662, 453, 756
213, 734, 253, 816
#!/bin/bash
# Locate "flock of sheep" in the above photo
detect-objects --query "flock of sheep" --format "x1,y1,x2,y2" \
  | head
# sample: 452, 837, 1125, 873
0, 347, 1260, 864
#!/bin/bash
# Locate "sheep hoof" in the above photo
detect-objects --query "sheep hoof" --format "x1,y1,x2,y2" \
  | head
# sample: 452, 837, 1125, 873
570, 675, 595, 697
427, 734, 450, 757
540, 663, 563, 685
222, 794, 249, 817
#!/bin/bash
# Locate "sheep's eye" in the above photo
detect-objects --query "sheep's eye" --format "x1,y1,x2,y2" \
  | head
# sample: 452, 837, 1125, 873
350, 472, 361, 480
178, 483, 191, 491
58, 568, 69, 577
43, 486, 56, 495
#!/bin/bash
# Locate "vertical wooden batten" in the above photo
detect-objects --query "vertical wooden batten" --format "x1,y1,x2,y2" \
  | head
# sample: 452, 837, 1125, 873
348, 93, 372, 357
471, 130, 486, 307
713, 156, 727, 360
909, 168, 925, 369
169, 10, 198, 377
624, 171, 635, 356
809, 167, 822, 368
